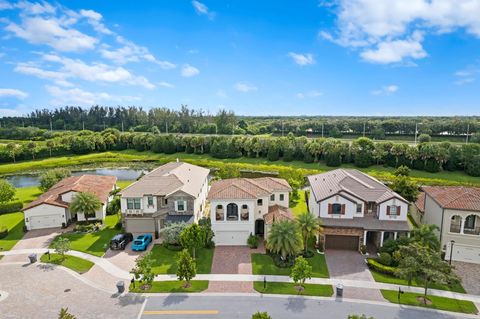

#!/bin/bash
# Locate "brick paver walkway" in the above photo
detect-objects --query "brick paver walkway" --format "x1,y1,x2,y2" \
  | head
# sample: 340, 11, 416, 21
453, 261, 480, 295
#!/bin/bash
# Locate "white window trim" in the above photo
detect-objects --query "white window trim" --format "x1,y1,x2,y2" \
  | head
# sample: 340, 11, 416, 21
176, 200, 187, 212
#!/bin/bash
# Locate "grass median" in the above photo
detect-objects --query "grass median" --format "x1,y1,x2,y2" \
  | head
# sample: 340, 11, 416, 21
40, 253, 94, 274
254, 282, 333, 297
129, 280, 209, 293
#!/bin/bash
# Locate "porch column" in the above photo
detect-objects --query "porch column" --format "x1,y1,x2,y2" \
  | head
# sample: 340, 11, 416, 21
460, 219, 465, 234
394, 232, 398, 240
380, 231, 385, 247
363, 230, 367, 246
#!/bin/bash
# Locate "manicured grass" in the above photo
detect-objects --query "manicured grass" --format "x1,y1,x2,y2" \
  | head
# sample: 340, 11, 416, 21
370, 269, 466, 294
129, 280, 209, 293
381, 290, 478, 314
251, 252, 329, 278
40, 253, 94, 274
0, 212, 25, 251
290, 190, 308, 217
254, 281, 333, 297
50, 214, 121, 257
150, 245, 214, 274
14, 186, 43, 205
116, 180, 134, 189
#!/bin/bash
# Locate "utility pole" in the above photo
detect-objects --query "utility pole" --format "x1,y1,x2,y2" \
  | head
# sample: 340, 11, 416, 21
215, 123, 218, 135
165, 122, 168, 134
321, 123, 324, 138
82, 121, 85, 131
49, 118, 52, 131
103, 121, 106, 130
281, 121, 284, 137
466, 124, 470, 144
121, 120, 124, 132
414, 123, 418, 146
363, 122, 366, 137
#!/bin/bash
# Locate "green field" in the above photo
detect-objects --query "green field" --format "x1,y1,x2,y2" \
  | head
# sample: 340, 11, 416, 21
254, 281, 333, 297
381, 290, 478, 314
150, 245, 214, 274
251, 252, 329, 278
129, 280, 209, 293
40, 253, 94, 274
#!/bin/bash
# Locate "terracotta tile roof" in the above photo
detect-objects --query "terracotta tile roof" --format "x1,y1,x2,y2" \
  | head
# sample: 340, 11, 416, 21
415, 192, 426, 213
208, 177, 292, 200
264, 205, 293, 225
308, 169, 407, 204
120, 161, 210, 198
422, 186, 480, 211
24, 175, 117, 210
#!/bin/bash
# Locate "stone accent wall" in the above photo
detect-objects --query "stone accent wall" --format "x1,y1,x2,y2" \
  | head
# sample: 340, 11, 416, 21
322, 226, 364, 251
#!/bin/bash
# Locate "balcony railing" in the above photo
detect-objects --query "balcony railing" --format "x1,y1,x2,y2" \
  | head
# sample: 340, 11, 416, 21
463, 227, 480, 235
449, 225, 461, 233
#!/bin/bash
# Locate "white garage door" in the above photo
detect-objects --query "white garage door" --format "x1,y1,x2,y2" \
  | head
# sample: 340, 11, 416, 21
30, 215, 64, 230
215, 231, 250, 246
450, 244, 480, 263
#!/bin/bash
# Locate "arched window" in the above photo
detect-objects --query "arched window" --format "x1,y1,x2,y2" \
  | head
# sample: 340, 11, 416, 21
450, 215, 462, 233
216, 205, 224, 221
464, 214, 479, 235
226, 203, 239, 221
241, 204, 249, 221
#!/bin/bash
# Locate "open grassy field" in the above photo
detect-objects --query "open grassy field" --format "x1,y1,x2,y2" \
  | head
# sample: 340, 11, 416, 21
1, 150, 479, 187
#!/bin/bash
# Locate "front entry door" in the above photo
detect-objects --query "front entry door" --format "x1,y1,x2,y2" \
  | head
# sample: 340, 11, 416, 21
255, 219, 265, 237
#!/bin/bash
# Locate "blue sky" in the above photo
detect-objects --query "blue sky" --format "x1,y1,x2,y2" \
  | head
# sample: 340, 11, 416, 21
1, 0, 480, 116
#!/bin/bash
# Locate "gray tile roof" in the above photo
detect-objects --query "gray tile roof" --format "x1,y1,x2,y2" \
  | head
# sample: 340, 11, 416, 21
165, 214, 194, 224
308, 169, 407, 204
321, 215, 411, 232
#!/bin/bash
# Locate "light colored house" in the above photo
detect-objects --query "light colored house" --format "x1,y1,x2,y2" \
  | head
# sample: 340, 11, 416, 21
23, 175, 117, 230
307, 169, 410, 251
208, 177, 292, 245
418, 186, 480, 264
119, 161, 209, 236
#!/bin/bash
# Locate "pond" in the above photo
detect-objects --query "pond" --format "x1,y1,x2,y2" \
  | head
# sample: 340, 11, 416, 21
3, 168, 146, 188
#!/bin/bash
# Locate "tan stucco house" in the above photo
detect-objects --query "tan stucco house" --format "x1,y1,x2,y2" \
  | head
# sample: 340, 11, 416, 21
308, 169, 410, 251
119, 161, 209, 236
23, 175, 117, 230
208, 177, 292, 245
417, 186, 480, 264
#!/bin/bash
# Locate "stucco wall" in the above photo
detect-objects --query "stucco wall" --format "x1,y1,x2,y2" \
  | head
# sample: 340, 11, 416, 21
378, 198, 408, 221
210, 199, 256, 236
24, 204, 66, 230
319, 195, 356, 219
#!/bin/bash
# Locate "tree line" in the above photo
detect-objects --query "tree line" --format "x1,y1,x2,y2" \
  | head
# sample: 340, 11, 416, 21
0, 105, 478, 137
1, 129, 479, 177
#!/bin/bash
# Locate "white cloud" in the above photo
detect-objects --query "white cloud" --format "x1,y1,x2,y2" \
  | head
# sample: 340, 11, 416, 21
6, 16, 97, 52
79, 9, 112, 35
0, 0, 13, 10
296, 90, 322, 99
321, 0, 480, 64
46, 85, 140, 106
14, 62, 73, 86
192, 1, 215, 19
158, 81, 175, 88
288, 52, 315, 66
0, 108, 25, 116
0, 88, 28, 99
181, 64, 200, 77
454, 64, 479, 85
372, 85, 399, 95
234, 82, 257, 92
15, 1, 56, 15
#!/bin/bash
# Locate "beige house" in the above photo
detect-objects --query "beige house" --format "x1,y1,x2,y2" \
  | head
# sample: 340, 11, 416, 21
308, 169, 410, 251
208, 177, 292, 245
417, 186, 480, 264
23, 175, 117, 230
120, 161, 209, 236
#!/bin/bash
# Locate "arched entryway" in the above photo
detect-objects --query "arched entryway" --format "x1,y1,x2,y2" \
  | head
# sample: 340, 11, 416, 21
255, 219, 265, 237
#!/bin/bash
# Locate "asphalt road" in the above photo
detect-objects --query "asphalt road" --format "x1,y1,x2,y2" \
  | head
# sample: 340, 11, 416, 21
140, 295, 474, 319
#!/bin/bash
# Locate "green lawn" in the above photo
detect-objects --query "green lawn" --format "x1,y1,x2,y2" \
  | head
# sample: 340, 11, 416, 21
254, 282, 333, 297
116, 180, 134, 189
129, 280, 209, 293
50, 214, 121, 257
381, 290, 478, 314
14, 186, 43, 205
370, 269, 466, 294
290, 190, 308, 217
0, 212, 25, 251
251, 252, 329, 278
40, 253, 94, 274
150, 245, 214, 274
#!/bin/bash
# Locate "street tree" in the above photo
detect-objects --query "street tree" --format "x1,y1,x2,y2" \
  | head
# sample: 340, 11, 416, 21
131, 252, 155, 290
290, 256, 312, 292
176, 249, 196, 288
53, 237, 70, 261
180, 223, 205, 260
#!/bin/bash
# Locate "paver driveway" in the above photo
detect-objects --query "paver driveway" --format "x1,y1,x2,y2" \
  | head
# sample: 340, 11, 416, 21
0, 263, 144, 319
453, 261, 480, 295
326, 249, 384, 301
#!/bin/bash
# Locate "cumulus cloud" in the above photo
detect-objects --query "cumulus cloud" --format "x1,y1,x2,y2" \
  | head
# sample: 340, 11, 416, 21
234, 82, 257, 92
14, 62, 73, 86
181, 64, 200, 77
79, 9, 112, 35
372, 85, 399, 95
320, 0, 480, 64
288, 52, 315, 66
158, 81, 175, 88
192, 1, 215, 19
0, 88, 28, 99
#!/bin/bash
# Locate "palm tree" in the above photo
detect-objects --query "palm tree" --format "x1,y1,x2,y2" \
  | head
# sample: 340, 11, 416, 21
266, 220, 303, 259
70, 192, 102, 222
296, 212, 323, 254
411, 224, 440, 251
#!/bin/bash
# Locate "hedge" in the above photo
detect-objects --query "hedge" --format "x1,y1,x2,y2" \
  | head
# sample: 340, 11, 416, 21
0, 225, 8, 239
0, 201, 23, 215
367, 258, 396, 276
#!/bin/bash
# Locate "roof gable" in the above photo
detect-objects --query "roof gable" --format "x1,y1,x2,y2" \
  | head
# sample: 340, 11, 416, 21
208, 177, 292, 200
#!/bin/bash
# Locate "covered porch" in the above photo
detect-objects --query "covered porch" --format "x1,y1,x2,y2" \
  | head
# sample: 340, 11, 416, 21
363, 230, 410, 254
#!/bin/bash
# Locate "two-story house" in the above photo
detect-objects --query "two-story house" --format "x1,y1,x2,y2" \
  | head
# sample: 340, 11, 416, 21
120, 161, 209, 236
418, 186, 480, 264
208, 177, 292, 245
308, 169, 410, 251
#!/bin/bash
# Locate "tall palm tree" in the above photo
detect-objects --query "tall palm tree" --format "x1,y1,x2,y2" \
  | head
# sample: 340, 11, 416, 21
410, 224, 440, 251
296, 212, 323, 254
70, 192, 102, 222
266, 220, 303, 259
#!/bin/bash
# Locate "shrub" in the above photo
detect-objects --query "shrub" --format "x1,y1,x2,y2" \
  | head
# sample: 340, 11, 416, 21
252, 312, 272, 319
418, 134, 431, 143
360, 244, 367, 255
367, 258, 396, 276
271, 253, 295, 268
73, 222, 101, 233
160, 222, 187, 246
115, 220, 123, 230
393, 165, 410, 177
377, 252, 392, 266
302, 248, 314, 258
0, 200, 23, 215
247, 233, 259, 249
0, 225, 8, 239
106, 197, 120, 215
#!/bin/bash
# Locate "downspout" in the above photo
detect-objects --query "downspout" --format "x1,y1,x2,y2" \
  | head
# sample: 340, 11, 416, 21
439, 208, 445, 247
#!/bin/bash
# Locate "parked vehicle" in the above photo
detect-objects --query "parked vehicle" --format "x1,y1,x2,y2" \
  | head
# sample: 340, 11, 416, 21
109, 233, 133, 250
131, 234, 153, 251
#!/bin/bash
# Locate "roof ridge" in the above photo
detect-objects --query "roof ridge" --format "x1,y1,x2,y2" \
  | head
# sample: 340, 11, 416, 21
246, 178, 274, 193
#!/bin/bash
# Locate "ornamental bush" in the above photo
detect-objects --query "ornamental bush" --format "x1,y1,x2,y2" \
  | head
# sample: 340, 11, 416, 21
366, 258, 396, 276
0, 200, 23, 215
377, 252, 392, 266
0, 225, 8, 239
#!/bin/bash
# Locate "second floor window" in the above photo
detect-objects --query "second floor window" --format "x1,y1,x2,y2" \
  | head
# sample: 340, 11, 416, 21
127, 198, 141, 210
356, 203, 362, 213
331, 203, 342, 215
147, 196, 154, 207
176, 200, 186, 212
280, 194, 284, 201
270, 194, 275, 201
388, 205, 399, 216
257, 199, 263, 206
